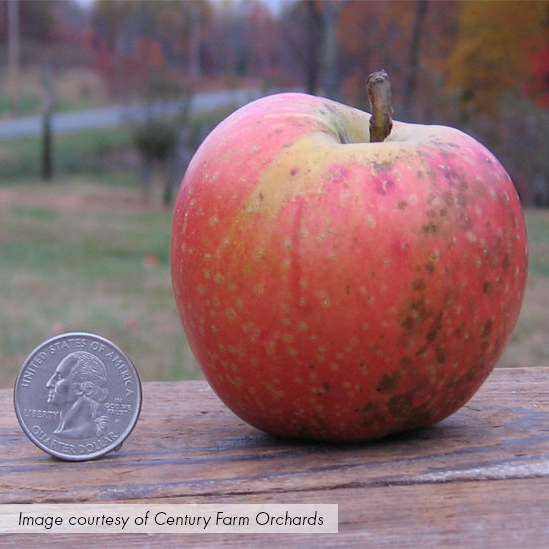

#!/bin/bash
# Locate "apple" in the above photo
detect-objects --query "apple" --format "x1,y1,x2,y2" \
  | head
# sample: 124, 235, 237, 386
170, 75, 527, 442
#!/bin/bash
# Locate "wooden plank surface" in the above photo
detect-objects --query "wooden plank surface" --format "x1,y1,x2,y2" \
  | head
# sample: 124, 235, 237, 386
1, 367, 549, 547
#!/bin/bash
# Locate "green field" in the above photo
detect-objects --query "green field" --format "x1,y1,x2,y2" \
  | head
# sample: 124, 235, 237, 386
0, 175, 546, 389
0, 111, 231, 388
503, 209, 549, 369
0, 126, 136, 182
0, 180, 199, 388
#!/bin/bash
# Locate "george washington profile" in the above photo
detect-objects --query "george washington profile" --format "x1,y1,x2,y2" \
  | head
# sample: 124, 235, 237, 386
46, 351, 109, 439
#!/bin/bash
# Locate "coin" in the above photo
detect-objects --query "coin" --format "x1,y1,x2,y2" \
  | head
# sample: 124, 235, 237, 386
14, 332, 142, 461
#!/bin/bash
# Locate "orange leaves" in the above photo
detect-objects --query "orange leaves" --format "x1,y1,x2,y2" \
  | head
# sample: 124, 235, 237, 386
135, 37, 166, 72
529, 45, 549, 107
336, 1, 458, 112
446, 0, 549, 116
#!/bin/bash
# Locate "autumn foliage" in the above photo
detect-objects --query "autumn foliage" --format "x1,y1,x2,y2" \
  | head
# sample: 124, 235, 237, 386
5, 0, 549, 204
530, 45, 549, 107
446, 1, 549, 116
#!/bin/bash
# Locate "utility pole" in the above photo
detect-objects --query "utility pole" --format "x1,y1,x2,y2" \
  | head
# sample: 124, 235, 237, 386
41, 63, 54, 181
305, 0, 322, 95
321, 0, 349, 100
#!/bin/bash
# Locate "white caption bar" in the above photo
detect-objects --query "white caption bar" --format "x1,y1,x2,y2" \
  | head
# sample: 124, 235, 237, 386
0, 504, 338, 534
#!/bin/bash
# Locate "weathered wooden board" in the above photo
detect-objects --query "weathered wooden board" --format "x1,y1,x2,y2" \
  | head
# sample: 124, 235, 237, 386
1, 367, 549, 547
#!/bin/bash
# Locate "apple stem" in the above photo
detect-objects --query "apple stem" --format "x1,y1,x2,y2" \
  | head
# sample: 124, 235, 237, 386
367, 70, 393, 143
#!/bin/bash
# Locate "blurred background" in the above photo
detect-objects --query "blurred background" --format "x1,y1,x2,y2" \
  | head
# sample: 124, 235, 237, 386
1, 0, 548, 388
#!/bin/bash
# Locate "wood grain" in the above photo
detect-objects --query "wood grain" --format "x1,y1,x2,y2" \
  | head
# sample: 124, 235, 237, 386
1, 367, 549, 547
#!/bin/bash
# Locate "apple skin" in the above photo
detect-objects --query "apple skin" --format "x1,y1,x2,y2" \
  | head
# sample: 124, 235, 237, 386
170, 92, 528, 442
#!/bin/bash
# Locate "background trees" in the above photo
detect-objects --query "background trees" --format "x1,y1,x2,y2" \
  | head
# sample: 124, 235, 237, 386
2, 0, 549, 204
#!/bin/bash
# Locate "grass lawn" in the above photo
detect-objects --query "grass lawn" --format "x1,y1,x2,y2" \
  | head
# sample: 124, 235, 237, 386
0, 179, 198, 388
0, 126, 137, 182
499, 209, 549, 368
0, 107, 238, 388
0, 176, 546, 389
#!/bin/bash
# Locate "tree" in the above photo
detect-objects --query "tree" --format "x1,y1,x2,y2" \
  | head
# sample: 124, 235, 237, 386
123, 40, 193, 205
529, 44, 549, 107
130, 67, 193, 206
336, 0, 459, 120
86, 2, 202, 204
281, 0, 347, 97
7, 0, 20, 113
304, 0, 323, 94
401, 0, 428, 119
0, 0, 57, 44
320, 0, 348, 99
337, 1, 423, 110
443, 1, 549, 205
447, 1, 549, 118
41, 63, 55, 181
87, 0, 220, 97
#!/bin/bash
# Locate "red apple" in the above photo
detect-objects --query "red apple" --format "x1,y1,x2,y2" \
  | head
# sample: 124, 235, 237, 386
170, 85, 527, 442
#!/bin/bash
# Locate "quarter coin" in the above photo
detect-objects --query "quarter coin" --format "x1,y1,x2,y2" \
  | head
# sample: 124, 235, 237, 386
14, 332, 142, 461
